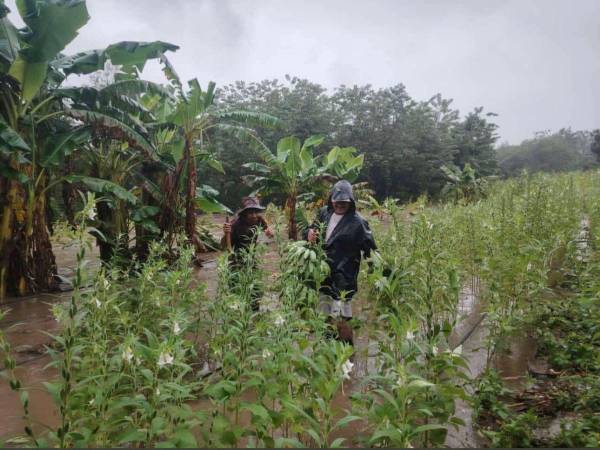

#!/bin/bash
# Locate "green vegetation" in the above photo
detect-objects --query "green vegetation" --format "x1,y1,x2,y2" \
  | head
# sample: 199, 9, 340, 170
1, 1, 600, 448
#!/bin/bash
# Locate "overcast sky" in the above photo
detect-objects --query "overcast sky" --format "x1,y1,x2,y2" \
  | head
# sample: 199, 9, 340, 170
6, 0, 600, 144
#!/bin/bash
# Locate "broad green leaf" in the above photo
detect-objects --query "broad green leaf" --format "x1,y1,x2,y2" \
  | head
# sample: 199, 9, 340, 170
41, 127, 90, 166
206, 158, 224, 174
334, 415, 362, 429
65, 175, 137, 204
9, 56, 47, 101
55, 41, 178, 76
105, 40, 179, 71
173, 429, 197, 448
17, 0, 89, 62
0, 120, 29, 151
330, 437, 346, 448
67, 108, 154, 155
101, 79, 172, 100
0, 6, 19, 66
326, 146, 340, 166
116, 428, 145, 444
197, 197, 229, 214
0, 164, 29, 182
301, 134, 324, 150
140, 219, 160, 234
277, 136, 300, 159
240, 402, 270, 422
368, 428, 402, 445
167, 137, 185, 163
131, 205, 159, 222
299, 146, 314, 172
52, 49, 105, 75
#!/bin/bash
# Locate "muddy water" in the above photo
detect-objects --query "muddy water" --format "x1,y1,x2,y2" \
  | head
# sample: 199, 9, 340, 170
445, 278, 489, 448
0, 237, 99, 441
0, 294, 63, 440
493, 335, 537, 391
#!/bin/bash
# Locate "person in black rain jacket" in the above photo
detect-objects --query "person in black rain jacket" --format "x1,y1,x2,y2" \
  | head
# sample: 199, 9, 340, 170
304, 180, 377, 336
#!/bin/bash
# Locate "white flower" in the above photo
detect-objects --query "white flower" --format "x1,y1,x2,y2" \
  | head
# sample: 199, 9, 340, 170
396, 375, 405, 388
175, 279, 181, 286
158, 351, 174, 368
93, 297, 101, 308
432, 346, 439, 356
405, 330, 415, 341
87, 207, 97, 221
527, 262, 532, 272
341, 359, 354, 380
228, 301, 241, 311
122, 346, 134, 364
262, 349, 273, 359
173, 322, 181, 335
89, 398, 95, 406
155, 387, 161, 396
274, 314, 285, 327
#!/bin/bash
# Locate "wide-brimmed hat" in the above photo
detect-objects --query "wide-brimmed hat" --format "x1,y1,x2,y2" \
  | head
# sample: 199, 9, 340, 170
236, 196, 266, 216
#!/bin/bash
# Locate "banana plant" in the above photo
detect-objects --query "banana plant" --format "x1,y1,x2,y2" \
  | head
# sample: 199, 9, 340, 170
0, 0, 90, 298
440, 163, 493, 203
243, 135, 364, 239
148, 62, 279, 258
0, 0, 179, 297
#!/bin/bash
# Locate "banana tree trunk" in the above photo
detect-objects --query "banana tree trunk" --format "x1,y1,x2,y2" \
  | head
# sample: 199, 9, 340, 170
0, 174, 57, 300
184, 139, 205, 256
286, 195, 298, 241
62, 156, 77, 229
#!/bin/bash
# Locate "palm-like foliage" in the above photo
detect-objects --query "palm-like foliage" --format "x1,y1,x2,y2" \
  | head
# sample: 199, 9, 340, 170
0, 0, 179, 297
440, 163, 491, 203
243, 135, 364, 239
149, 66, 279, 257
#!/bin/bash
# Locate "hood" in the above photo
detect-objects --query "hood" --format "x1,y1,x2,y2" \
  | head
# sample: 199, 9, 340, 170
327, 180, 356, 213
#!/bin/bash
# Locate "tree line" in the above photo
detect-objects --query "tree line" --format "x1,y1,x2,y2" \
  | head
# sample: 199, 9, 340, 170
207, 76, 499, 205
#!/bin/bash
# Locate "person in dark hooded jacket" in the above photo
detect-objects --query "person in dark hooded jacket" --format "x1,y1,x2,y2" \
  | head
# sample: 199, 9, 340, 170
304, 180, 376, 341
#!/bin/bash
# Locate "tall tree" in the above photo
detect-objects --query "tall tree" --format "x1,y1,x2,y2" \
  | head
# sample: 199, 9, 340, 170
452, 107, 499, 175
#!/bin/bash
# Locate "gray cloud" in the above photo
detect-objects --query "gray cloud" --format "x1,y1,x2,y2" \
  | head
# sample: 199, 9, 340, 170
5, 0, 600, 143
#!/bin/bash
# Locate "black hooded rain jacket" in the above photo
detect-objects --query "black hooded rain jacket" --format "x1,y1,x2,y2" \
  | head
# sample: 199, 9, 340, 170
304, 180, 377, 300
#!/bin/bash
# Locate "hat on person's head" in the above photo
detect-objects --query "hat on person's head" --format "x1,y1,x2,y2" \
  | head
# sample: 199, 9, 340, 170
330, 180, 354, 202
236, 196, 266, 216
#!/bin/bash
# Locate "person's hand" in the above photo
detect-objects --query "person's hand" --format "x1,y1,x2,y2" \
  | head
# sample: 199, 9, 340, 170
223, 222, 231, 234
307, 228, 319, 243
265, 227, 274, 238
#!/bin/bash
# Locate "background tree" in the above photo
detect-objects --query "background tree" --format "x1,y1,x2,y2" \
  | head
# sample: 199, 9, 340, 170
497, 128, 595, 176
591, 129, 600, 161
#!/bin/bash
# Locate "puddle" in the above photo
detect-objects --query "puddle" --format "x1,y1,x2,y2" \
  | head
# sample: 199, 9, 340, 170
0, 356, 58, 440
446, 277, 489, 448
576, 215, 591, 262
493, 334, 537, 391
